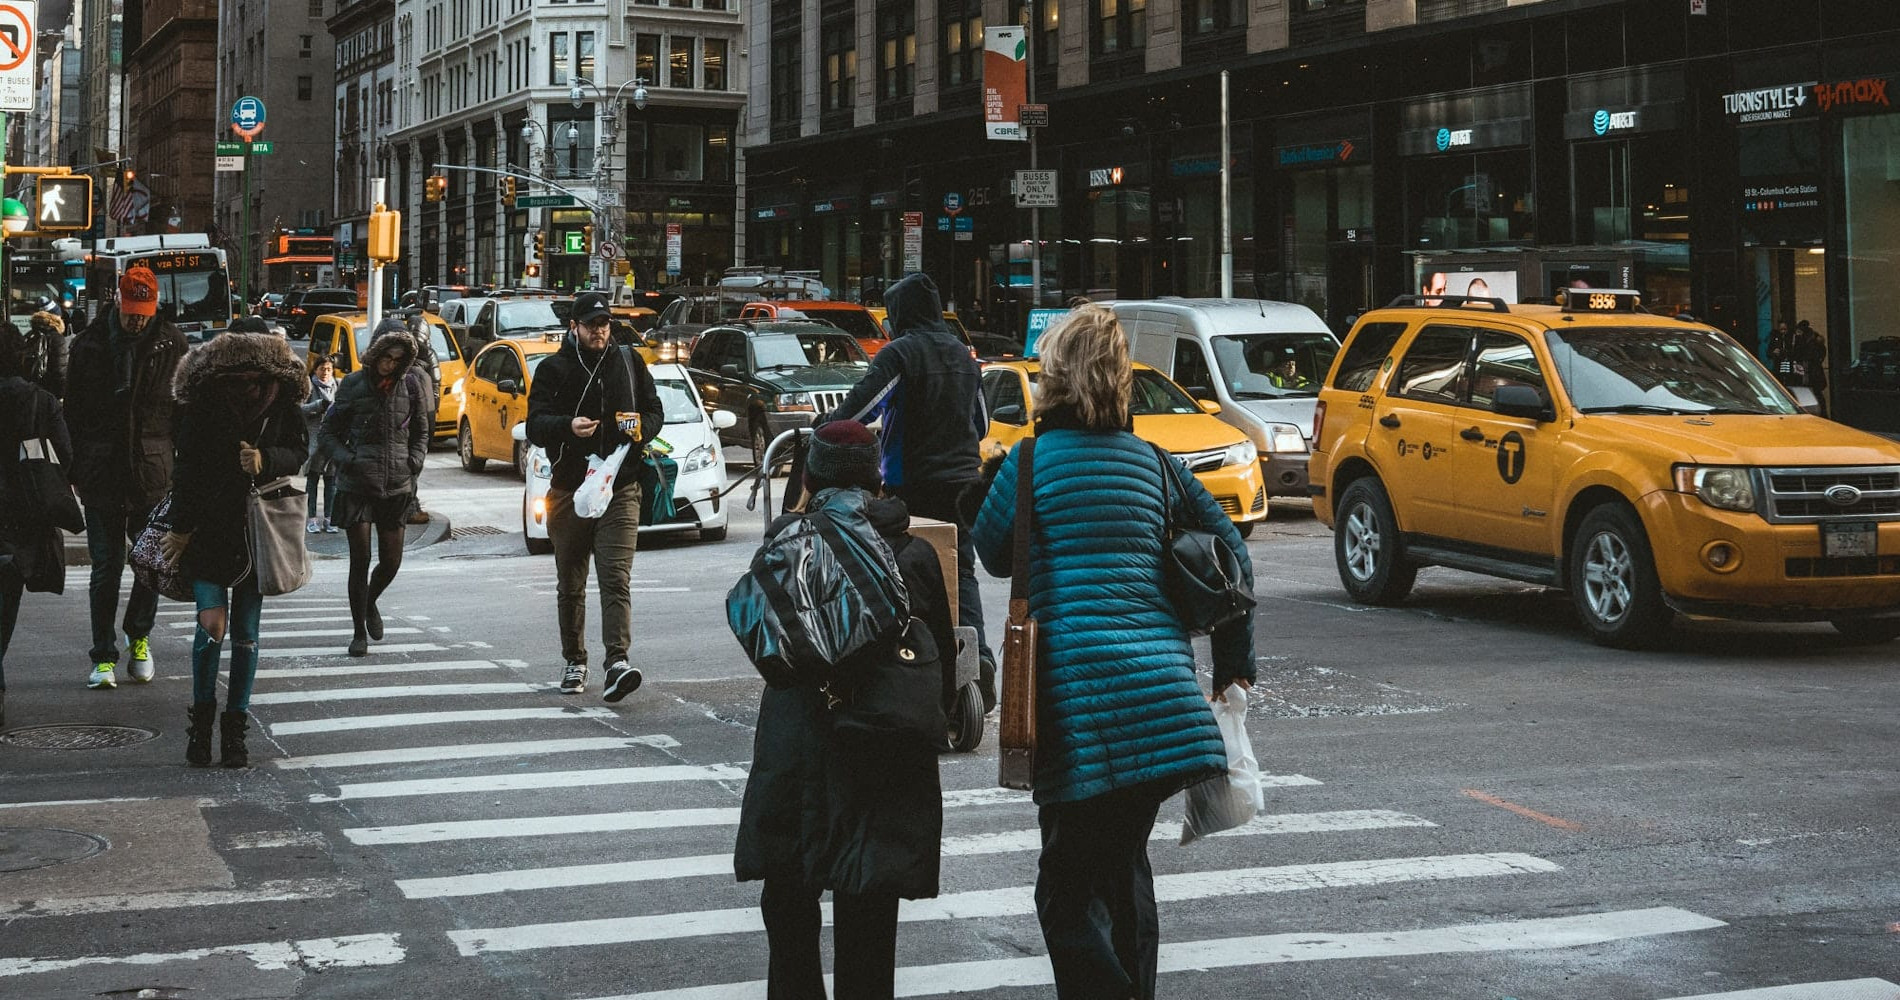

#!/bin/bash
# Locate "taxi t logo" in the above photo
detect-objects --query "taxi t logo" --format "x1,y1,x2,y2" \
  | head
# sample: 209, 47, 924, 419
1497, 431, 1527, 484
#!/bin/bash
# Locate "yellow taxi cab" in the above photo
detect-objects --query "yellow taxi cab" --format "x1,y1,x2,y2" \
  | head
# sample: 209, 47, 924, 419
610, 305, 661, 363
1310, 288, 1900, 647
980, 359, 1268, 536
455, 334, 564, 478
306, 311, 467, 441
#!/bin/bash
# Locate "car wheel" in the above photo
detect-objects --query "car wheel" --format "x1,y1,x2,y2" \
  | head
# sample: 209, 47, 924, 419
1568, 504, 1673, 648
700, 524, 728, 542
939, 681, 985, 753
1829, 617, 1900, 643
750, 419, 771, 469
1333, 478, 1417, 606
458, 421, 487, 473
1237, 520, 1257, 540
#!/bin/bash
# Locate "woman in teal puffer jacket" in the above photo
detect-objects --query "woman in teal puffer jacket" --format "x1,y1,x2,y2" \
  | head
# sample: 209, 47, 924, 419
972, 304, 1256, 1000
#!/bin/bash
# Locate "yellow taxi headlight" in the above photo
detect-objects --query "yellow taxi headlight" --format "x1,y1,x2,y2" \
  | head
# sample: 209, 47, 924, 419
1673, 465, 1756, 512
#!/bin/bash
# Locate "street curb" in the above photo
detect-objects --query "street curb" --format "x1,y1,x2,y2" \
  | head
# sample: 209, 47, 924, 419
60, 513, 454, 567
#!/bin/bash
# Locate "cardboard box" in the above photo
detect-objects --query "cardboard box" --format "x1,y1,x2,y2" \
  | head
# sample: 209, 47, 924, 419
907, 516, 959, 624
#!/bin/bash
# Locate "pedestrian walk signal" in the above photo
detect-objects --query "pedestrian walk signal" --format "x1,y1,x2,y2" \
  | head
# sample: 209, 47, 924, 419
424, 174, 448, 202
502, 176, 517, 206
34, 175, 94, 230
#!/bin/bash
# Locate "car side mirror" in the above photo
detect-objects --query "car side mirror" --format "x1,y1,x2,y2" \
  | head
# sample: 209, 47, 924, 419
1493, 384, 1553, 421
1788, 385, 1822, 414
992, 404, 1026, 425
496, 378, 521, 396
719, 363, 740, 377
1186, 385, 1217, 402
511, 422, 527, 442
1198, 399, 1223, 416
712, 410, 738, 430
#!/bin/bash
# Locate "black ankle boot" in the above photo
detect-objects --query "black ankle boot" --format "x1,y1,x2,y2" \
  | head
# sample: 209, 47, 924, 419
218, 711, 250, 768
186, 702, 216, 767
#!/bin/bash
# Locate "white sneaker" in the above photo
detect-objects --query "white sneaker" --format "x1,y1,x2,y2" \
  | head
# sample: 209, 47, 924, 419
127, 637, 154, 683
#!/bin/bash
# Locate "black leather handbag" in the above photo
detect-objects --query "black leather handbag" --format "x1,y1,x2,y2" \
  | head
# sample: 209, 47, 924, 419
827, 614, 947, 745
1153, 445, 1256, 636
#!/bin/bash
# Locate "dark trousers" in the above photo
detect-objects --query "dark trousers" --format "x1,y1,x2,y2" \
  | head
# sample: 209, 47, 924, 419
892, 482, 995, 698
547, 482, 641, 666
84, 503, 159, 664
759, 876, 901, 1000
1035, 782, 1171, 1000
0, 575, 19, 689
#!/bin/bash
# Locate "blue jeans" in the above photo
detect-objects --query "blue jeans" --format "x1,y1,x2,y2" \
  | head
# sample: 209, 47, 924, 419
191, 577, 262, 711
305, 468, 337, 519
85, 504, 159, 664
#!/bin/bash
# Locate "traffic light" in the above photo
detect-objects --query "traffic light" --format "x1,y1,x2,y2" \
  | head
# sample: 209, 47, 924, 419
532, 231, 546, 260
582, 224, 594, 255
121, 168, 136, 187
424, 174, 447, 202
367, 206, 401, 262
524, 263, 541, 279
34, 175, 94, 230
501, 176, 517, 206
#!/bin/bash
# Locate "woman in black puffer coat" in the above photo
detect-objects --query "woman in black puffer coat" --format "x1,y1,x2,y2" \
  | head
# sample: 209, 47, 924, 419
734, 420, 951, 1000
162, 333, 308, 767
318, 328, 429, 657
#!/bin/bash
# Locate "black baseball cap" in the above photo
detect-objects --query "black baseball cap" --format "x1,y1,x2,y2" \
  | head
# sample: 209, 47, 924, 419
573, 291, 612, 325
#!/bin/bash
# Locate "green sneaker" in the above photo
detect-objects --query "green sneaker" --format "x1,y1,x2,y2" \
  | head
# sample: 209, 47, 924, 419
127, 637, 154, 682
87, 663, 116, 689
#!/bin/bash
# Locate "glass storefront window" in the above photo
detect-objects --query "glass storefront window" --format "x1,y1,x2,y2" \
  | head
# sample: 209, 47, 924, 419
1571, 134, 1691, 245
654, 124, 705, 181
1840, 113, 1900, 429
1405, 150, 1534, 250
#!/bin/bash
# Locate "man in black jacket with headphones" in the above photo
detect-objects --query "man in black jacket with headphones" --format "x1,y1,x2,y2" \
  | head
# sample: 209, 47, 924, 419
526, 292, 665, 701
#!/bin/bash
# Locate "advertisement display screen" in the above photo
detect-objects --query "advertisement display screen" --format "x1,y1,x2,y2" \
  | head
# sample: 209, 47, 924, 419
1417, 267, 1519, 303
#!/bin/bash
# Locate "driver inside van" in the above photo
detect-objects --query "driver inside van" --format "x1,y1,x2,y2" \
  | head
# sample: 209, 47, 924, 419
1269, 358, 1310, 388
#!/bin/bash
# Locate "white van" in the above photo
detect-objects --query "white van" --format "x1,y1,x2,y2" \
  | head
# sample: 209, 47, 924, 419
1104, 298, 1340, 498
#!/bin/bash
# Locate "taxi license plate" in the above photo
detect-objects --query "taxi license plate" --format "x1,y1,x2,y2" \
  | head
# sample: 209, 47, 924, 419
1822, 522, 1878, 559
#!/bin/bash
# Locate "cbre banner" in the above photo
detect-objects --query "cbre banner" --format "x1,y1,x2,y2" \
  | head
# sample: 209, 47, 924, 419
982, 27, 1027, 142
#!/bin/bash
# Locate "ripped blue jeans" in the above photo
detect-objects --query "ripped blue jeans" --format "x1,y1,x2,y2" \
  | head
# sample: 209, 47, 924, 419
191, 577, 263, 711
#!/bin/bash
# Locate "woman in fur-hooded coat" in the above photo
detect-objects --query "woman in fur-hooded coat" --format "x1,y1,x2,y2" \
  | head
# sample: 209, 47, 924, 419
165, 332, 308, 769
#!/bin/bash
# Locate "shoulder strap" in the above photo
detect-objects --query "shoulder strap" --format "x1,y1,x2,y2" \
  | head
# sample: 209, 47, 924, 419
1009, 438, 1036, 603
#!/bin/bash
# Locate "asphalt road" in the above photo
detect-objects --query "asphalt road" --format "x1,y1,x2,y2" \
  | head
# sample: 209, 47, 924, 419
1, 448, 1896, 1000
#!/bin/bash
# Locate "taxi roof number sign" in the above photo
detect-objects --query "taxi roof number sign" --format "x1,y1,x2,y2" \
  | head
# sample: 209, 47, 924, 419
1562, 288, 1642, 313
0, 1, 38, 112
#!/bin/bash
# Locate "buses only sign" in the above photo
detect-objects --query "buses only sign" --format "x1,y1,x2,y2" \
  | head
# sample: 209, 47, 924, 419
0, 1, 38, 112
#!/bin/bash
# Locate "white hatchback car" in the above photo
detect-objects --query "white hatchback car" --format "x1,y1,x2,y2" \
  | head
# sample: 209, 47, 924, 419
516, 362, 738, 553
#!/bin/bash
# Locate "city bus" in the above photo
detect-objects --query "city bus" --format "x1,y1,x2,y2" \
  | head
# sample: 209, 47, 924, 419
263, 231, 337, 291
89, 233, 235, 341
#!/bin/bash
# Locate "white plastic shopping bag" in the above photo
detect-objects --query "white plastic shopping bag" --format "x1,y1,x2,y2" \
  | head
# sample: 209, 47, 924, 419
573, 443, 631, 519
1181, 683, 1264, 845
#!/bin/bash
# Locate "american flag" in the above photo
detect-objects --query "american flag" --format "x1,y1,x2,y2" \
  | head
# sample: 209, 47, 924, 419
109, 179, 151, 225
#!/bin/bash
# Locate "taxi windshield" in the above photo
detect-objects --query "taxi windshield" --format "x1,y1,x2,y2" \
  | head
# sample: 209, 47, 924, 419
497, 300, 562, 332
1209, 333, 1339, 400
653, 377, 703, 424
1543, 327, 1798, 415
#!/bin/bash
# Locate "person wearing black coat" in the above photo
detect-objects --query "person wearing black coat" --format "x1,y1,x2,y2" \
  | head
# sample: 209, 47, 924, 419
160, 333, 308, 767
317, 328, 430, 656
25, 310, 67, 397
733, 420, 950, 1000
524, 292, 665, 699
0, 324, 77, 727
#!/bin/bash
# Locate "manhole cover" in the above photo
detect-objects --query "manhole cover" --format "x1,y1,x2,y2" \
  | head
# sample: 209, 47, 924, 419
451, 525, 505, 539
0, 724, 159, 750
0, 827, 108, 872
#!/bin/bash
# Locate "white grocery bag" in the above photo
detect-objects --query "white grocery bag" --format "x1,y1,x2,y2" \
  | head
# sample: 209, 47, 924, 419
573, 443, 631, 519
1181, 683, 1264, 845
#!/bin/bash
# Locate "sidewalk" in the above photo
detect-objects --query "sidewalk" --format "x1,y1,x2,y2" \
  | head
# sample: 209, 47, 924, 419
60, 513, 452, 567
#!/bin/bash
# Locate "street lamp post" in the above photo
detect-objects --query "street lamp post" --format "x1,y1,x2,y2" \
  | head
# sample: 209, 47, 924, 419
519, 117, 555, 288
568, 76, 649, 294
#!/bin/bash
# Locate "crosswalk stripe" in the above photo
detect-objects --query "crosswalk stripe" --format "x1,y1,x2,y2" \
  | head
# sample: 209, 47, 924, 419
254, 660, 510, 681
259, 626, 425, 639
272, 706, 619, 737
314, 761, 747, 802
346, 807, 739, 845
936, 776, 1317, 812
0, 933, 407, 979
260, 642, 451, 658
249, 682, 546, 705
394, 809, 1437, 899
1654, 981, 1900, 1000
0, 879, 356, 919
309, 760, 742, 802
598, 907, 1728, 1000
449, 852, 1561, 955
274, 734, 681, 770
168, 615, 357, 629
157, 605, 350, 618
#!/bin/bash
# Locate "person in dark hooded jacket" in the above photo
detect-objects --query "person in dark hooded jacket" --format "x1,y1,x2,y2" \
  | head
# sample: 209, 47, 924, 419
734, 420, 950, 1000
318, 328, 430, 656
818, 271, 996, 710
0, 323, 76, 727
25, 310, 68, 397
160, 333, 308, 767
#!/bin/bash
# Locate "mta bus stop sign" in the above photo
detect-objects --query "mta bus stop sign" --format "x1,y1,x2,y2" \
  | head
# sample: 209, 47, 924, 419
231, 96, 266, 139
